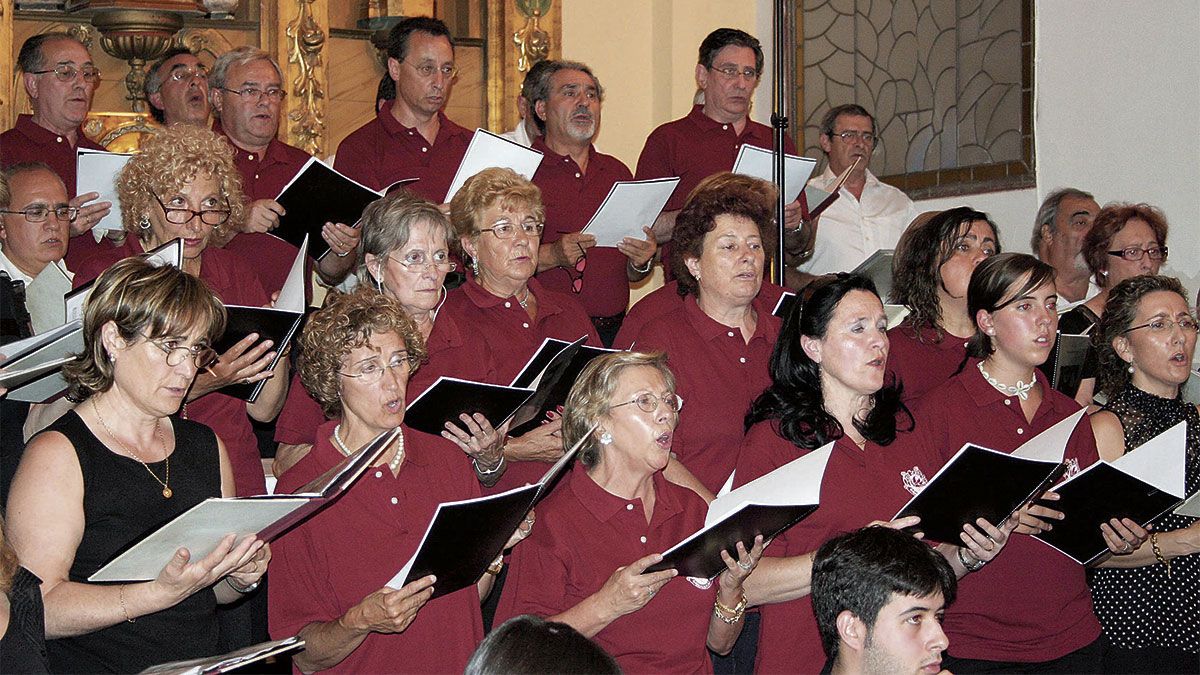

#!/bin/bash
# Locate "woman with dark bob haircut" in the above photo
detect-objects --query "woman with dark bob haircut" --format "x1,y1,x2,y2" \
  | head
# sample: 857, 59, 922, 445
7, 257, 270, 672
497, 350, 763, 673
1057, 203, 1169, 406
909, 252, 1150, 672
269, 288, 532, 673
736, 273, 1011, 672
1087, 275, 1200, 673
888, 207, 1000, 404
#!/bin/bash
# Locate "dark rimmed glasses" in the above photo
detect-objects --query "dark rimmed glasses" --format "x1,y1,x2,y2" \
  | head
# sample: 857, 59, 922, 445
152, 193, 231, 226
1107, 246, 1167, 262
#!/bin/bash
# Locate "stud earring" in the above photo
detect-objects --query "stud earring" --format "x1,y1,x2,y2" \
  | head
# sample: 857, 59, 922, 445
1128, 361, 1135, 374
599, 430, 613, 445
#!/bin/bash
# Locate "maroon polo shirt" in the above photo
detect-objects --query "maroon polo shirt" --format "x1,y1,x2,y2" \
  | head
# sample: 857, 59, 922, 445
213, 122, 314, 298
2, 114, 108, 268
274, 309, 501, 446
622, 293, 779, 493
911, 367, 1102, 663
734, 426, 946, 672
439, 278, 600, 490
333, 108, 472, 203
270, 420, 483, 674
531, 138, 634, 318
497, 463, 717, 674
616, 280, 789, 349
886, 318, 974, 406
73, 237, 271, 497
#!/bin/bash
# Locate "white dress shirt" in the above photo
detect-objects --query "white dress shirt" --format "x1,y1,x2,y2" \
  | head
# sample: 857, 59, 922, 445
798, 166, 918, 276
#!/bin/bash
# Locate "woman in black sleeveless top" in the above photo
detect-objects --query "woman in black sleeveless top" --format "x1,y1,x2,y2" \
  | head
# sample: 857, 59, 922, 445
5, 258, 271, 673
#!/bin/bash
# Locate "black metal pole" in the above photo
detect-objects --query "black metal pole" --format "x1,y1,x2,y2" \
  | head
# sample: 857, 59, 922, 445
770, 0, 789, 286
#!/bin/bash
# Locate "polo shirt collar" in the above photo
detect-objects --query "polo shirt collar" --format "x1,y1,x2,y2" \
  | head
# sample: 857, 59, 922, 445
377, 107, 468, 145
531, 136, 597, 166
428, 306, 464, 352
569, 462, 683, 525
14, 113, 87, 148
213, 120, 286, 166
461, 276, 567, 319
682, 293, 777, 346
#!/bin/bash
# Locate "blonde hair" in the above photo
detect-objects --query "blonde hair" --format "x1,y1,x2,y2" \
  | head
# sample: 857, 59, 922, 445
116, 125, 246, 239
448, 167, 544, 258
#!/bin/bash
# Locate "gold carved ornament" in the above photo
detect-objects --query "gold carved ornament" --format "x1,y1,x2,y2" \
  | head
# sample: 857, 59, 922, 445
513, 0, 552, 73
285, 0, 326, 156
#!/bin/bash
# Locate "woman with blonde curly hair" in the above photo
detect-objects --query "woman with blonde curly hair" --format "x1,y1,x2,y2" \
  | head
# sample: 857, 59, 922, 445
7, 257, 269, 672
72, 124, 287, 499
269, 288, 532, 673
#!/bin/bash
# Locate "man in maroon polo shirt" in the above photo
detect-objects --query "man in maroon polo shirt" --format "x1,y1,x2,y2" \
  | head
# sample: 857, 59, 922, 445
145, 47, 211, 127
636, 28, 800, 246
334, 17, 472, 204
208, 46, 359, 294
1, 33, 113, 268
529, 61, 655, 346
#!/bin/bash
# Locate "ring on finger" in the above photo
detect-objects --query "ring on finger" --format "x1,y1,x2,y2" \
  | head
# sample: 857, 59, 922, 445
736, 559, 753, 571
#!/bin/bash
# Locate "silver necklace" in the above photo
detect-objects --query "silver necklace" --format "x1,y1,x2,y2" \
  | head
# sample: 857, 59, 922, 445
334, 424, 405, 473
977, 361, 1035, 400
516, 286, 531, 309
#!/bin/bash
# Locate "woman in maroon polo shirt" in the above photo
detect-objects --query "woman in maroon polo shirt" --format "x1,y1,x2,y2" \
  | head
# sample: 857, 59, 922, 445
269, 289, 530, 673
911, 253, 1148, 673
736, 273, 1013, 673
497, 351, 763, 674
442, 167, 601, 490
273, 191, 506, 485
887, 207, 1000, 405
619, 176, 781, 497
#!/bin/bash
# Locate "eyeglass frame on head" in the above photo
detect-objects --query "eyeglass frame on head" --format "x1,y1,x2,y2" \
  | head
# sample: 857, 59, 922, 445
479, 219, 545, 239
0, 204, 79, 223
1106, 245, 1167, 262
29, 64, 101, 83
140, 333, 219, 370
338, 351, 422, 383
151, 192, 232, 227
609, 392, 684, 414
218, 86, 286, 102
1122, 315, 1199, 335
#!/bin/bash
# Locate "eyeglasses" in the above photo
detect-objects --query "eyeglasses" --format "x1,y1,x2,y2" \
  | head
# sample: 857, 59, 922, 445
142, 334, 219, 370
610, 392, 684, 414
30, 64, 100, 83
830, 130, 877, 147
566, 243, 587, 294
480, 219, 544, 239
402, 60, 459, 79
339, 352, 421, 383
152, 193, 231, 226
219, 86, 286, 102
1107, 245, 1167, 262
0, 204, 78, 223
167, 65, 208, 83
388, 250, 458, 273
1123, 316, 1199, 335
707, 65, 760, 81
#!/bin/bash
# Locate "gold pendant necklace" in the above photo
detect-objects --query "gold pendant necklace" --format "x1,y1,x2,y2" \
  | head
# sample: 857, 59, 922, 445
92, 399, 173, 498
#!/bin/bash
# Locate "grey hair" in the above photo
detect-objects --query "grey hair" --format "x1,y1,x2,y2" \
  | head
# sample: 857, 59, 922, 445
17, 33, 80, 73
208, 46, 282, 92
528, 60, 605, 110
819, 104, 875, 138
1032, 187, 1096, 253
356, 192, 454, 288
0, 162, 64, 210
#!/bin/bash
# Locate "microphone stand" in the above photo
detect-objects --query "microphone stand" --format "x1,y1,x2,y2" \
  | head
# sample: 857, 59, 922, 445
770, 0, 790, 286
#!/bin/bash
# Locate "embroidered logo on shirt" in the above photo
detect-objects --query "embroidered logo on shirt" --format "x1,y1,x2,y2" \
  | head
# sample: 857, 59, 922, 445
1064, 457, 1081, 479
900, 466, 929, 496
687, 576, 713, 589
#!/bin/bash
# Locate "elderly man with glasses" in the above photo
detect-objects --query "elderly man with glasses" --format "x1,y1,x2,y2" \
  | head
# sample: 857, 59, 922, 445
334, 16, 472, 206
145, 47, 212, 127
208, 46, 359, 297
794, 104, 918, 281
2, 33, 113, 269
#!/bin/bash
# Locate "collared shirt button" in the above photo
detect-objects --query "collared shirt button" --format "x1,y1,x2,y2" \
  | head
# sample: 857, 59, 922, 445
254, 173, 260, 180
504, 301, 512, 308
722, 125, 729, 130
522, 322, 530, 328
739, 357, 747, 364
626, 503, 634, 511
639, 536, 647, 544
374, 470, 383, 478
727, 331, 735, 338
247, 154, 255, 161
1017, 428, 1025, 435
574, 172, 581, 178
408, 131, 414, 135
390, 497, 399, 505
422, 147, 428, 152
56, 136, 63, 143
1004, 399, 1012, 406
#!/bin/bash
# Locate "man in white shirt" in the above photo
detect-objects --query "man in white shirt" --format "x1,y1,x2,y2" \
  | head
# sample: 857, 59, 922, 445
795, 104, 917, 279
0, 162, 73, 289
499, 59, 553, 148
1032, 187, 1101, 312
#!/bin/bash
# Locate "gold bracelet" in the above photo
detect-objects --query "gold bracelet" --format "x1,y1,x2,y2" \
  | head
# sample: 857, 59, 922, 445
1150, 533, 1172, 578
119, 585, 135, 623
713, 591, 748, 624
485, 554, 505, 576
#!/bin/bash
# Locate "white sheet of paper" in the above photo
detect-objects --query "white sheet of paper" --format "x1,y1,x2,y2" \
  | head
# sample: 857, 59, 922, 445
65, 239, 184, 322
23, 263, 71, 335
730, 144, 818, 203
1011, 409, 1087, 463
1, 319, 84, 402
580, 178, 680, 248
275, 235, 307, 312
76, 149, 132, 235
1110, 421, 1187, 498
443, 129, 544, 202
705, 442, 833, 527
1174, 490, 1200, 518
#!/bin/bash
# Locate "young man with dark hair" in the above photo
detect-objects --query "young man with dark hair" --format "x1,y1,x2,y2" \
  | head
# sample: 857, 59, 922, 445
812, 526, 957, 675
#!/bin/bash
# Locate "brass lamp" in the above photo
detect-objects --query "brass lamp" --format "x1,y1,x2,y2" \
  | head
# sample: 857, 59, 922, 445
91, 9, 185, 113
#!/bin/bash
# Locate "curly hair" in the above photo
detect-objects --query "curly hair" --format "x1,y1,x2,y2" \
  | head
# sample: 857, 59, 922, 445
965, 253, 1057, 359
63, 257, 226, 401
745, 273, 911, 449
357, 191, 453, 288
448, 167, 544, 262
891, 207, 1000, 341
116, 125, 246, 239
298, 288, 427, 418
671, 171, 774, 297
1093, 275, 1189, 399
1081, 203, 1169, 286
562, 351, 676, 468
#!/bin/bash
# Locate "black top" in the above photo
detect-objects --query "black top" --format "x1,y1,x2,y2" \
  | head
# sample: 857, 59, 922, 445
42, 410, 223, 673
1043, 304, 1099, 398
1089, 385, 1200, 652
0, 566, 49, 673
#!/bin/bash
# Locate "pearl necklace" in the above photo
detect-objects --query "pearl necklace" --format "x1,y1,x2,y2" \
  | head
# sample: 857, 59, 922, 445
334, 424, 405, 473
977, 361, 1035, 401
516, 286, 531, 309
